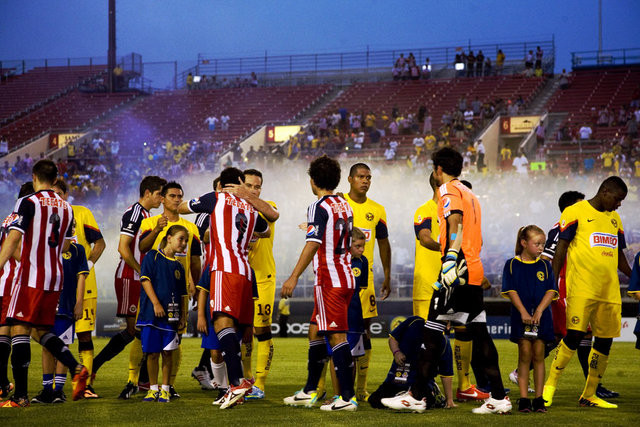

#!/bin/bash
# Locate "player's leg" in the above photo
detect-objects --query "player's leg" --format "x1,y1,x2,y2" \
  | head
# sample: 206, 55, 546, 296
467, 321, 506, 400
53, 361, 68, 403
214, 314, 242, 386
326, 332, 356, 405
517, 339, 532, 410
168, 336, 182, 397
159, 350, 173, 403
32, 347, 55, 404
210, 349, 228, 389
9, 323, 32, 404
144, 352, 160, 402
252, 279, 276, 394
356, 286, 376, 401
437, 335, 456, 408
453, 327, 475, 396
0, 324, 12, 398
531, 339, 547, 412
240, 327, 253, 380
75, 297, 96, 390
576, 332, 592, 379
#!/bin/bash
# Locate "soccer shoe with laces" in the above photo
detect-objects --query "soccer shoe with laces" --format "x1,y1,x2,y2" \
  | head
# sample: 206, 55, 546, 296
219, 378, 252, 409
84, 384, 100, 399
509, 369, 534, 393
283, 389, 319, 407
518, 397, 532, 413
158, 389, 170, 403
245, 385, 265, 400
52, 390, 66, 403
212, 388, 227, 406
31, 388, 54, 404
532, 396, 547, 413
457, 384, 490, 401
118, 382, 139, 399
1, 396, 30, 407
192, 367, 215, 390
380, 390, 427, 413
542, 385, 555, 407
320, 396, 358, 411
596, 384, 619, 399
579, 395, 617, 409
0, 383, 14, 400
71, 365, 89, 401
471, 396, 512, 414
142, 390, 159, 402
169, 385, 180, 399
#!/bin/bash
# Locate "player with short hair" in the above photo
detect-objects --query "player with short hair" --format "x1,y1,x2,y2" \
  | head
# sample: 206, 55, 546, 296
51, 178, 106, 399
344, 162, 391, 401
282, 155, 358, 412
91, 175, 166, 399
179, 167, 274, 409
0, 182, 34, 400
0, 160, 88, 407
543, 176, 631, 408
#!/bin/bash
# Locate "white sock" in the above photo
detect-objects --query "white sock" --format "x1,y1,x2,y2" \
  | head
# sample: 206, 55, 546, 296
150, 384, 159, 391
162, 384, 170, 392
211, 361, 229, 389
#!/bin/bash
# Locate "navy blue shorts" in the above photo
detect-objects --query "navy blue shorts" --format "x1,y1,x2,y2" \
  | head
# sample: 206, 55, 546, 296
52, 315, 75, 345
141, 326, 179, 353
201, 327, 221, 350
325, 332, 365, 358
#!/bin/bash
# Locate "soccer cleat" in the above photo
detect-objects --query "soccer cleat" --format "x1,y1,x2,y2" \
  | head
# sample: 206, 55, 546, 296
1, 396, 30, 407
320, 396, 358, 411
596, 384, 619, 399
380, 390, 427, 413
31, 388, 54, 404
169, 385, 180, 399
219, 378, 252, 409
71, 365, 89, 401
212, 388, 227, 406
142, 390, 159, 402
245, 385, 265, 400
118, 382, 139, 399
0, 383, 14, 400
508, 369, 518, 385
532, 396, 547, 413
192, 367, 215, 390
518, 397, 532, 413
542, 385, 555, 407
283, 389, 319, 407
457, 384, 490, 401
83, 384, 100, 399
158, 389, 170, 403
52, 390, 66, 404
471, 396, 512, 414
579, 395, 618, 409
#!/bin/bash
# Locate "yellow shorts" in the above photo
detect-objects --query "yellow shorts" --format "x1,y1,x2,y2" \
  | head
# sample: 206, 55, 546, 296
360, 285, 378, 319
413, 299, 431, 319
566, 297, 621, 338
75, 297, 97, 333
253, 279, 276, 328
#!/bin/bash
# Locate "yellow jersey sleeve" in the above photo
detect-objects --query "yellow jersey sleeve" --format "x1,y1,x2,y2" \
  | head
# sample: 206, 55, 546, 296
413, 201, 441, 300
249, 201, 277, 283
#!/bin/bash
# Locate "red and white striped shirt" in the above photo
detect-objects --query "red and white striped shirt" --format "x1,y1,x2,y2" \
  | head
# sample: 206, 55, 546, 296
306, 195, 355, 289
0, 213, 18, 297
115, 202, 150, 281
9, 190, 74, 292
189, 192, 268, 280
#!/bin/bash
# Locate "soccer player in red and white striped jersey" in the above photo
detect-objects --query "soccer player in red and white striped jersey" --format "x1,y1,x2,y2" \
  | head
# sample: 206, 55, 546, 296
179, 167, 276, 409
0, 160, 87, 407
282, 155, 358, 412
91, 175, 165, 398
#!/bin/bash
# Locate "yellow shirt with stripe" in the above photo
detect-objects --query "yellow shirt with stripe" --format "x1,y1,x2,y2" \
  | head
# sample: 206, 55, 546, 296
344, 194, 388, 289
559, 200, 625, 304
72, 205, 102, 299
248, 201, 277, 283
140, 215, 201, 288
413, 200, 441, 301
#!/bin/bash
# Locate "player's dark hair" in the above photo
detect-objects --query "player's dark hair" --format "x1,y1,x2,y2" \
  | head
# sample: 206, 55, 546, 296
349, 162, 370, 177
428, 172, 438, 191
213, 176, 221, 191
598, 176, 627, 196
244, 169, 263, 183
309, 155, 341, 191
53, 177, 68, 195
32, 159, 57, 184
159, 224, 189, 251
139, 176, 167, 198
432, 147, 463, 177
161, 181, 183, 197
219, 167, 245, 187
515, 224, 545, 256
558, 190, 585, 213
351, 227, 366, 241
460, 180, 473, 189
18, 181, 34, 198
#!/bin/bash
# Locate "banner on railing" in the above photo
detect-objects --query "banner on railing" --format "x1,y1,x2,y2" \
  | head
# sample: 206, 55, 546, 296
500, 115, 541, 134
49, 132, 85, 149
266, 125, 301, 143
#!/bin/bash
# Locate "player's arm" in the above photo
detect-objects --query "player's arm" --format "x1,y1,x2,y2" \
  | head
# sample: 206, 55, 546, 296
378, 237, 392, 300
417, 228, 440, 251
532, 290, 556, 324
190, 255, 201, 297
280, 241, 320, 298
388, 335, 406, 366
552, 239, 569, 283
223, 183, 280, 222
618, 247, 632, 278
141, 278, 165, 317
87, 238, 106, 268
139, 216, 168, 252
446, 213, 463, 244
504, 291, 533, 324
0, 230, 21, 270
197, 288, 209, 334
118, 234, 141, 274
75, 273, 87, 320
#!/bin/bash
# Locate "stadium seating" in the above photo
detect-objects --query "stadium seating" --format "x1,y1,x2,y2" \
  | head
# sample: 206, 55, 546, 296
0, 65, 107, 122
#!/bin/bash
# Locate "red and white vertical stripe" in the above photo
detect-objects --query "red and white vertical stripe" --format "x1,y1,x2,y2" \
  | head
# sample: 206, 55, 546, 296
115, 203, 150, 281
0, 213, 18, 297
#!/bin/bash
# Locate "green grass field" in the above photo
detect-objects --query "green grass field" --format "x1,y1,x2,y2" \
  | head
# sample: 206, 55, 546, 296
1, 337, 638, 426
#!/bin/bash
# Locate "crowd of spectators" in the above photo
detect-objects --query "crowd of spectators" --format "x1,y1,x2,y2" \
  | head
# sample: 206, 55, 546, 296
186, 71, 259, 90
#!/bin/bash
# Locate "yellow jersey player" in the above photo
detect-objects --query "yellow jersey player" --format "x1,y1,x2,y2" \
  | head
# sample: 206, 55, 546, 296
52, 179, 106, 399
242, 169, 280, 399
344, 163, 391, 402
139, 181, 202, 399
543, 176, 631, 408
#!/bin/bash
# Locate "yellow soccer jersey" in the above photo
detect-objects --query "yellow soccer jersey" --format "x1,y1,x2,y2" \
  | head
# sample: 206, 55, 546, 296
559, 200, 626, 303
72, 205, 103, 299
344, 194, 389, 289
139, 215, 201, 287
413, 200, 441, 301
249, 201, 277, 283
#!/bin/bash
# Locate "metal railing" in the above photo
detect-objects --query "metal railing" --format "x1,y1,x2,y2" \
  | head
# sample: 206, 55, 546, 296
571, 48, 640, 69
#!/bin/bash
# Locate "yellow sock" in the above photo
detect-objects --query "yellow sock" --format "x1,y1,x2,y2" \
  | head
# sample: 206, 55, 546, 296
356, 348, 371, 397
316, 361, 328, 397
241, 342, 253, 380
582, 349, 608, 398
127, 338, 144, 384
454, 339, 472, 390
79, 349, 94, 385
546, 340, 576, 388
254, 338, 273, 391
169, 343, 182, 386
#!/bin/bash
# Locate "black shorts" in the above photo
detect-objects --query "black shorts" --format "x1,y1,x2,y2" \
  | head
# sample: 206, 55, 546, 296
428, 285, 485, 326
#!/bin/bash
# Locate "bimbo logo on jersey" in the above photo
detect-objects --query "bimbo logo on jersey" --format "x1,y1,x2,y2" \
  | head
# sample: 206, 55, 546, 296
590, 233, 618, 249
